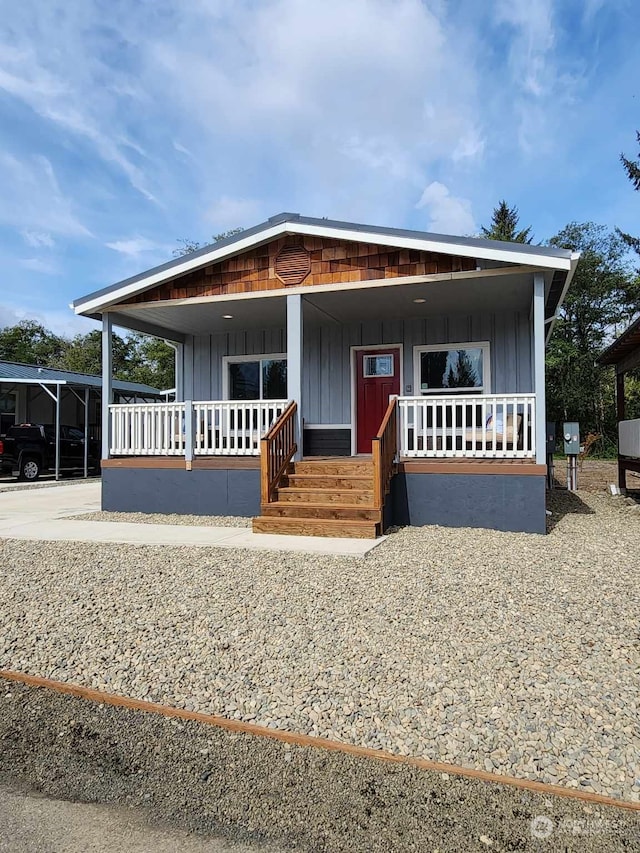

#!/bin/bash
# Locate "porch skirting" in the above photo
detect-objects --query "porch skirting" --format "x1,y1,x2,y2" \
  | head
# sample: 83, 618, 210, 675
102, 463, 546, 533
391, 471, 546, 534
102, 467, 260, 517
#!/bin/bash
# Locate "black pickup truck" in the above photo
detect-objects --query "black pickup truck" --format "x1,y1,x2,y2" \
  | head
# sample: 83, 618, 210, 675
0, 424, 100, 481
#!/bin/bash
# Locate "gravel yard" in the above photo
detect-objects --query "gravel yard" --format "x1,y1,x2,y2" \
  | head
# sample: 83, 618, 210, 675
74, 511, 251, 527
1, 490, 639, 804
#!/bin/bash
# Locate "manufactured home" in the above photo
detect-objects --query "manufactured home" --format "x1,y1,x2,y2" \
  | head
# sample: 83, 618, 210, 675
72, 214, 579, 536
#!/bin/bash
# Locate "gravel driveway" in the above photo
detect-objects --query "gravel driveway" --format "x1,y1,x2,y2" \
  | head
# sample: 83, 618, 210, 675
1, 490, 639, 803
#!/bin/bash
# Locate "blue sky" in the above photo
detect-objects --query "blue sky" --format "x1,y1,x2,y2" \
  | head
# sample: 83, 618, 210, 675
0, 0, 638, 336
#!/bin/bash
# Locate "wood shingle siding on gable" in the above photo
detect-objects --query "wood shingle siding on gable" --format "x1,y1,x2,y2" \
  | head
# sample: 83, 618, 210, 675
125, 236, 477, 304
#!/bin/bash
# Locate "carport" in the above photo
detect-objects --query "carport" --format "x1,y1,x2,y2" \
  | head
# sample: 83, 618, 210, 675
0, 362, 161, 480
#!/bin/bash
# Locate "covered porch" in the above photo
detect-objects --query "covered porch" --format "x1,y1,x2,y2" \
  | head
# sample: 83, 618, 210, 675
97, 267, 548, 535
100, 264, 548, 466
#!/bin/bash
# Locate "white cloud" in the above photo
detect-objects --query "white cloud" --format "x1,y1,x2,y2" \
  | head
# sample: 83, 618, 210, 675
206, 197, 262, 230
0, 153, 91, 237
416, 182, 476, 235
21, 230, 54, 248
19, 257, 57, 274
494, 0, 556, 98
0, 14, 156, 202
106, 236, 166, 257
0, 303, 94, 336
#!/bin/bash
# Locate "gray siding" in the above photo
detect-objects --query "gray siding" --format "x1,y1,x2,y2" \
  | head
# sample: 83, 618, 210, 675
186, 310, 532, 425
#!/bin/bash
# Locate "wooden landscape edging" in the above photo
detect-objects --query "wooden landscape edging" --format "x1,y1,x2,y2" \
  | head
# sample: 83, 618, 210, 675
2, 669, 639, 814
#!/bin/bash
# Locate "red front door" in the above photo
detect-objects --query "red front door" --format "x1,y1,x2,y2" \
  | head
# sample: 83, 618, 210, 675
356, 348, 401, 454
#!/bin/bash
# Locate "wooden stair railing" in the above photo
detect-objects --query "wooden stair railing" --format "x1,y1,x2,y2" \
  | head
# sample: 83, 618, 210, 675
372, 396, 398, 513
260, 401, 298, 504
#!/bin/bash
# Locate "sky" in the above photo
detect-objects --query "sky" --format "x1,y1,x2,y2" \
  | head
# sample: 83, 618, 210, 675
0, 0, 638, 337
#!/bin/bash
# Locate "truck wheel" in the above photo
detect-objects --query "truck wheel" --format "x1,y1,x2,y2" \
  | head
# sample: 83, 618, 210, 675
19, 457, 41, 481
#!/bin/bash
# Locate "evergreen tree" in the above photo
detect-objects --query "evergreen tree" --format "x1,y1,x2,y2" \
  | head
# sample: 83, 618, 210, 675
480, 200, 533, 243
546, 222, 640, 442
617, 131, 640, 257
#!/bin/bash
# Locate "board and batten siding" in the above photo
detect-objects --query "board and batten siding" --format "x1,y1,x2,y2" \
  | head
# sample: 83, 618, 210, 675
185, 311, 532, 424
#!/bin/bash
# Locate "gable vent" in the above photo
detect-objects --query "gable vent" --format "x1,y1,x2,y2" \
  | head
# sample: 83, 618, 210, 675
275, 245, 311, 285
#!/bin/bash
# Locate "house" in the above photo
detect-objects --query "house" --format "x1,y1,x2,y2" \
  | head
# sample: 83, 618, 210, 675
72, 213, 579, 536
0, 361, 162, 439
598, 317, 640, 490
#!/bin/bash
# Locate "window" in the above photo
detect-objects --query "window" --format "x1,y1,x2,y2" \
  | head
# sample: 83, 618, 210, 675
363, 354, 394, 377
414, 342, 490, 394
224, 354, 287, 400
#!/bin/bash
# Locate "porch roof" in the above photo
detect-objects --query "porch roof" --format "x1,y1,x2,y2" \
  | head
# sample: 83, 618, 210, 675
103, 268, 542, 338
598, 316, 640, 371
72, 212, 579, 322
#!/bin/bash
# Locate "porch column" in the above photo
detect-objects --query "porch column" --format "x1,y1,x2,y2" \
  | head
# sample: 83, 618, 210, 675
174, 342, 184, 402
533, 273, 546, 465
286, 294, 303, 461
101, 313, 113, 460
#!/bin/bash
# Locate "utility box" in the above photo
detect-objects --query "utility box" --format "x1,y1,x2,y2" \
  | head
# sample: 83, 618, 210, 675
563, 422, 580, 455
546, 422, 557, 455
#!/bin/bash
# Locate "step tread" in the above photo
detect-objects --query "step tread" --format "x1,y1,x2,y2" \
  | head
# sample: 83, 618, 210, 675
252, 516, 379, 539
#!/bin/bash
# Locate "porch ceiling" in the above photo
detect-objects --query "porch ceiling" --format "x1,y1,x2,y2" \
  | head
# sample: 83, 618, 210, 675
111, 270, 537, 336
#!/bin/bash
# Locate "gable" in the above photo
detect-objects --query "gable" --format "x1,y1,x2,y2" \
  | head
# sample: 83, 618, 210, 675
123, 236, 478, 305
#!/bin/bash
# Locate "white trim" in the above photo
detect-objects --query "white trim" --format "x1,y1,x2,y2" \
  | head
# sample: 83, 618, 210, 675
285, 221, 573, 271
350, 344, 404, 456
221, 352, 287, 401
545, 252, 581, 343
413, 341, 491, 396
0, 378, 67, 385
74, 213, 573, 315
303, 423, 351, 430
107, 264, 542, 315
533, 273, 546, 465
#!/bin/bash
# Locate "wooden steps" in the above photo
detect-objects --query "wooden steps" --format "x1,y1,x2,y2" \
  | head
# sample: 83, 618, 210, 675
252, 516, 378, 539
252, 457, 382, 538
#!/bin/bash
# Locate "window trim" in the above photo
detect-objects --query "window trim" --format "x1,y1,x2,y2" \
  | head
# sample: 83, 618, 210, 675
413, 341, 491, 395
222, 352, 288, 401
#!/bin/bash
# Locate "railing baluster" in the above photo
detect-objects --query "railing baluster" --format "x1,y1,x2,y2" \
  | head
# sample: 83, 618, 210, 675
393, 394, 537, 462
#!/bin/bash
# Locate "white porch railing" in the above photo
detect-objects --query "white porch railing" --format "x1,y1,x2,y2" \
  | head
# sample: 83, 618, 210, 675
619, 418, 640, 459
110, 402, 187, 456
398, 394, 536, 459
193, 400, 288, 456
109, 400, 288, 457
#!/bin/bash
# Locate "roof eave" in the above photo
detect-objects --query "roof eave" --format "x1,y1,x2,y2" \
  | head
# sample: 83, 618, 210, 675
73, 214, 575, 317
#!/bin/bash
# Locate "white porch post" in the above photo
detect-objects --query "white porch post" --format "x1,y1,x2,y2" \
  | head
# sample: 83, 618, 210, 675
174, 342, 184, 402
101, 313, 113, 460
533, 273, 546, 465
286, 294, 303, 461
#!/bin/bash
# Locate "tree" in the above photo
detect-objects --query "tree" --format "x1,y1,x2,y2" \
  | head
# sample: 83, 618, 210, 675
127, 333, 176, 390
173, 228, 244, 258
618, 131, 640, 257
545, 222, 640, 443
0, 320, 67, 365
59, 329, 137, 379
480, 200, 533, 243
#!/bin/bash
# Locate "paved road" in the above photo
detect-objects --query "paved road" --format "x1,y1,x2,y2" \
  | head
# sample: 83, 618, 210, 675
0, 480, 381, 555
0, 782, 284, 853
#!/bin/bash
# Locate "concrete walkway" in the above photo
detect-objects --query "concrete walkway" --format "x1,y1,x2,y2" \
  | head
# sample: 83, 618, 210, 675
0, 481, 383, 556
